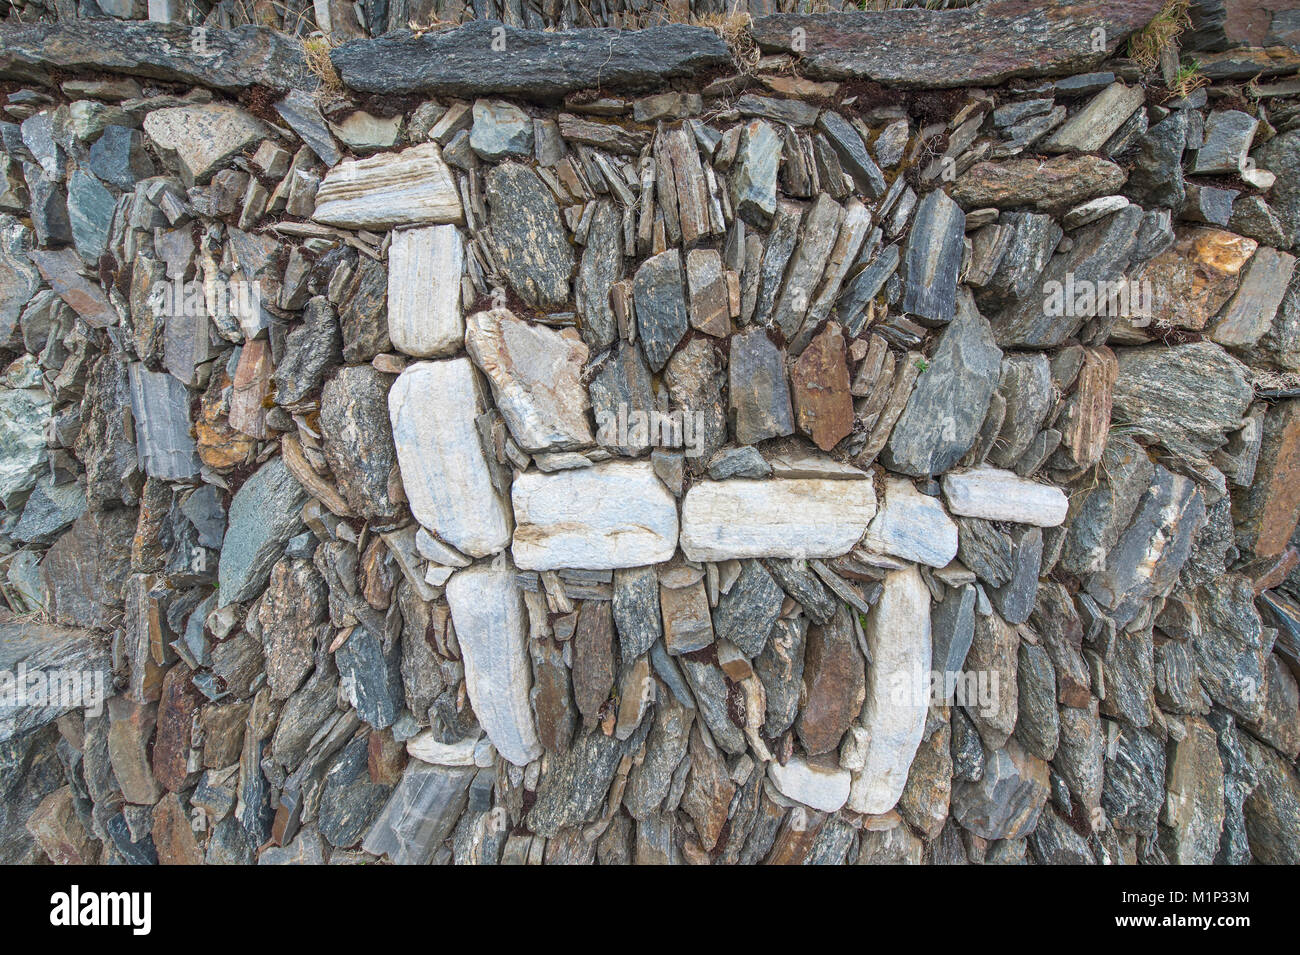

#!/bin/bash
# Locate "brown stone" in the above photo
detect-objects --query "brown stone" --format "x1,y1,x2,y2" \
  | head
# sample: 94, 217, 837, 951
153, 663, 202, 792
950, 155, 1127, 213
258, 558, 328, 701
153, 792, 204, 865
26, 787, 100, 865
1234, 399, 1300, 558
796, 604, 865, 756
367, 727, 408, 785
764, 807, 826, 864
791, 322, 854, 452
360, 535, 393, 611
679, 727, 736, 851
530, 636, 577, 753
1160, 715, 1225, 865
1053, 345, 1117, 470
1129, 227, 1256, 333
196, 368, 255, 470
660, 574, 714, 655
572, 600, 616, 726
897, 710, 953, 840
229, 339, 273, 439
686, 247, 730, 337
108, 696, 162, 804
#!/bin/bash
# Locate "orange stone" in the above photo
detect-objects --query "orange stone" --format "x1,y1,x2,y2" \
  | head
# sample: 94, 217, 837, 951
791, 321, 854, 452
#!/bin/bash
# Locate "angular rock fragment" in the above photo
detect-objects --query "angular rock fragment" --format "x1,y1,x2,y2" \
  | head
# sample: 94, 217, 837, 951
633, 249, 688, 373
466, 308, 592, 454
942, 468, 1067, 527
863, 477, 958, 568
217, 456, 307, 604
485, 162, 573, 308
899, 188, 965, 325
790, 322, 853, 452
387, 224, 464, 358
729, 327, 795, 445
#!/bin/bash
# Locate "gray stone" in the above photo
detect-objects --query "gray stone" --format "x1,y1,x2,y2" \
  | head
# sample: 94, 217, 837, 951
816, 110, 885, 198
65, 170, 115, 263
469, 100, 534, 160
633, 249, 688, 373
932, 583, 977, 697
273, 297, 342, 406
484, 163, 572, 307
1015, 642, 1059, 761
712, 559, 783, 657
1193, 110, 1258, 175
273, 90, 342, 166
707, 446, 771, 480
612, 566, 663, 664
988, 526, 1042, 625
217, 456, 308, 604
730, 120, 781, 227
331, 22, 731, 98
728, 327, 794, 445
127, 363, 199, 481
883, 292, 1002, 476
899, 188, 965, 325
319, 737, 393, 849
575, 200, 622, 352
590, 341, 655, 457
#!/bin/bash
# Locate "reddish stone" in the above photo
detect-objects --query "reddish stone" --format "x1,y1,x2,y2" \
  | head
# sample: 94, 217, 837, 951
795, 604, 865, 756
367, 727, 407, 785
153, 663, 202, 792
27, 787, 100, 864
791, 322, 854, 452
1234, 399, 1300, 558
229, 338, 272, 439
153, 792, 204, 865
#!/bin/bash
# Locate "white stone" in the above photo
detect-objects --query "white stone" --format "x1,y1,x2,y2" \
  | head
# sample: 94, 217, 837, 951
465, 308, 593, 453
862, 476, 958, 568
680, 477, 877, 561
414, 527, 470, 567
1062, 195, 1130, 229
766, 448, 869, 480
142, 104, 267, 185
768, 757, 851, 812
511, 460, 678, 570
388, 359, 512, 558
313, 142, 464, 229
406, 731, 480, 766
331, 111, 403, 151
445, 564, 542, 767
848, 564, 932, 815
388, 224, 464, 357
942, 467, 1068, 526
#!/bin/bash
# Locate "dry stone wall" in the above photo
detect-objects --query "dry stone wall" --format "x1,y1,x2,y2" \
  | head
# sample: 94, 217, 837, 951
2, 4, 1300, 866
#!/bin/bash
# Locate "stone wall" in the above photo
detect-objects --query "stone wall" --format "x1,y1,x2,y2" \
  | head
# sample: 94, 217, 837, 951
1, 5, 1299, 866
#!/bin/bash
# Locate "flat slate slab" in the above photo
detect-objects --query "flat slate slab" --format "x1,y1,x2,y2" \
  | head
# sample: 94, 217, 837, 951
0, 21, 315, 91
748, 2, 1165, 86
331, 21, 731, 99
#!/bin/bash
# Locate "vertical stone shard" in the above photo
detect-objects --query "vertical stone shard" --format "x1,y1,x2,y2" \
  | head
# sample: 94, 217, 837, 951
445, 564, 542, 768
848, 565, 932, 815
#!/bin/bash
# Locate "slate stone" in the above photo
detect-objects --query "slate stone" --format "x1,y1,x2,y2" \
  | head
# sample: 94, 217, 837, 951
663, 337, 728, 468
763, 557, 836, 624
87, 125, 152, 189
331, 22, 731, 98
1014, 642, 1059, 761
957, 517, 1014, 587
338, 255, 390, 363
1192, 109, 1258, 175
485, 162, 573, 308
748, 5, 1163, 86
127, 363, 200, 481
336, 626, 402, 730
1251, 130, 1300, 250
217, 456, 308, 604
707, 446, 770, 480
730, 119, 781, 227
469, 100, 534, 160
712, 560, 784, 658
526, 729, 631, 836
273, 297, 342, 406
883, 291, 1003, 476
932, 583, 976, 697
320, 365, 401, 525
612, 566, 664, 665
974, 212, 1062, 314
989, 526, 1042, 625
816, 110, 885, 198
678, 655, 746, 756
754, 618, 806, 737
590, 341, 655, 457
1239, 732, 1300, 864
273, 90, 342, 166
65, 170, 115, 263
728, 327, 794, 445
575, 199, 622, 352
633, 249, 688, 373
0, 20, 316, 92
900, 188, 965, 325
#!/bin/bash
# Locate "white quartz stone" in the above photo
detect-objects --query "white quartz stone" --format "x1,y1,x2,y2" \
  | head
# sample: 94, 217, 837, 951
847, 564, 932, 815
862, 476, 958, 568
406, 731, 481, 766
388, 224, 465, 357
388, 359, 512, 558
445, 564, 542, 767
679, 477, 877, 561
313, 142, 464, 229
942, 467, 1069, 527
465, 308, 593, 453
768, 757, 851, 812
511, 460, 678, 570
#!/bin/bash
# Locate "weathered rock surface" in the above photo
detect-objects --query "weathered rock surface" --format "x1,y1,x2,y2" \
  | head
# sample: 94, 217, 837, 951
314, 144, 463, 230
512, 461, 678, 570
